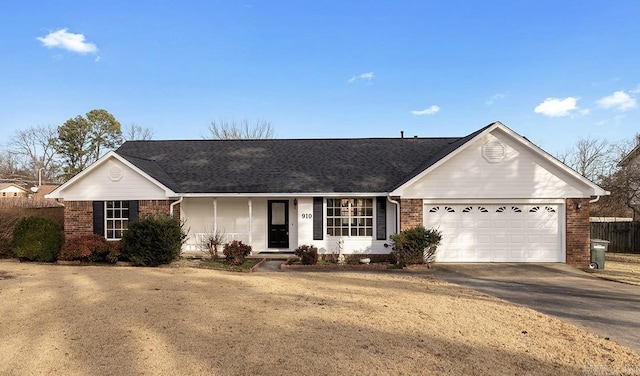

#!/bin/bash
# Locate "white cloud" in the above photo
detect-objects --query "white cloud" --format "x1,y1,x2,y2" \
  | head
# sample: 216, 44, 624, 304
534, 97, 579, 117
348, 72, 374, 83
630, 84, 640, 94
597, 91, 637, 111
485, 93, 506, 106
37, 28, 98, 54
410, 105, 440, 116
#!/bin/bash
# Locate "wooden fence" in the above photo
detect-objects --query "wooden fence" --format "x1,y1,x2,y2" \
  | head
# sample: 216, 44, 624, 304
590, 221, 640, 253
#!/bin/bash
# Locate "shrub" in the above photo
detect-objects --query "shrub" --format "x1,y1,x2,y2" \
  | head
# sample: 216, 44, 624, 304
0, 208, 21, 258
12, 216, 64, 262
121, 216, 187, 266
199, 228, 225, 261
223, 240, 252, 265
294, 245, 318, 265
59, 234, 122, 263
390, 226, 442, 267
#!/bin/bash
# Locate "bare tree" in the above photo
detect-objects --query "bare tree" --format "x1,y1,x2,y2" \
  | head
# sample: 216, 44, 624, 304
206, 120, 275, 140
199, 227, 226, 260
9, 125, 60, 184
557, 137, 615, 183
124, 124, 154, 141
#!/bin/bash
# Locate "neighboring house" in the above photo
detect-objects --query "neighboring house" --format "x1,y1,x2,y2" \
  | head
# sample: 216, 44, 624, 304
47, 122, 608, 268
0, 183, 29, 198
617, 143, 640, 219
30, 184, 61, 201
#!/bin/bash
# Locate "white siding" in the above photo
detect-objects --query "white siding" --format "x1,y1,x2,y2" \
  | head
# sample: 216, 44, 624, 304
182, 196, 396, 255
182, 198, 263, 252
296, 197, 393, 255
401, 128, 593, 199
296, 197, 315, 249
60, 158, 167, 200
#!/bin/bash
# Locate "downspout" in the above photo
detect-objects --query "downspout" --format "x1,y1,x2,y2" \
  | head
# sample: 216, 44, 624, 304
589, 196, 600, 204
170, 196, 183, 218
387, 195, 400, 234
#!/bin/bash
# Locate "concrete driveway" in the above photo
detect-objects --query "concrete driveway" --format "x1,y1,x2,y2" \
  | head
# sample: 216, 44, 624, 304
431, 263, 640, 354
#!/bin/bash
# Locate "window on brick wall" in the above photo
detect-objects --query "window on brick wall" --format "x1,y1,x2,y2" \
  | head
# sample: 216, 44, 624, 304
105, 201, 129, 240
326, 198, 373, 237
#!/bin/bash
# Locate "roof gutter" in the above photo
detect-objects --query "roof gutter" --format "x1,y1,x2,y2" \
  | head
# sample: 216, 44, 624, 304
170, 196, 183, 218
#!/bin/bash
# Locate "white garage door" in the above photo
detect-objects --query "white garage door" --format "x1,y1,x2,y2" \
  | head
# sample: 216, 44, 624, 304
424, 204, 562, 262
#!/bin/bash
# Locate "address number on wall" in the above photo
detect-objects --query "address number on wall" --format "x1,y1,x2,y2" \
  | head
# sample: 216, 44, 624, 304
301, 213, 313, 219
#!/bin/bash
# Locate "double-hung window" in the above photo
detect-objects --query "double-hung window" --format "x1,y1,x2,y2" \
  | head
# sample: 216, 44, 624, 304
105, 201, 129, 240
326, 198, 373, 237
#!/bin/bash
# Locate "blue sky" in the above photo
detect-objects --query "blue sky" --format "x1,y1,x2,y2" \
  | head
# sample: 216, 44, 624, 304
1, 1, 639, 155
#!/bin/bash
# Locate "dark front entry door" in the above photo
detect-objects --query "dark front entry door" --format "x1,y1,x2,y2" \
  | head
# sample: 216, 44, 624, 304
268, 200, 289, 249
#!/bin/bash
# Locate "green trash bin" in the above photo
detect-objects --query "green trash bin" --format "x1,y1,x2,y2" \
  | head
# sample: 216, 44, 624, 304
589, 239, 610, 269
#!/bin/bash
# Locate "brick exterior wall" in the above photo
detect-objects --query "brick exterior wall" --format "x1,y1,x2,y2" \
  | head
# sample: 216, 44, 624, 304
400, 199, 423, 231
139, 200, 178, 220
63, 199, 180, 238
64, 201, 93, 237
565, 198, 590, 268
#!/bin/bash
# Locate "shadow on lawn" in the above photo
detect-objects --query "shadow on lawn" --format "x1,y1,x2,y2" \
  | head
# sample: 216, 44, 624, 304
1, 264, 635, 375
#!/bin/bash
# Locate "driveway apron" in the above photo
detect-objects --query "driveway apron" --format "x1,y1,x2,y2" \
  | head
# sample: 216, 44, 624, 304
432, 263, 640, 354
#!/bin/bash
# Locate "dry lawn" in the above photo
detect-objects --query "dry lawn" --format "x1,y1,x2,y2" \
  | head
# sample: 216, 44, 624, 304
1, 260, 639, 376
591, 253, 640, 286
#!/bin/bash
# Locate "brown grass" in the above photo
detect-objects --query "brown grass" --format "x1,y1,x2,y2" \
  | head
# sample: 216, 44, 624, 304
590, 253, 640, 286
1, 261, 639, 375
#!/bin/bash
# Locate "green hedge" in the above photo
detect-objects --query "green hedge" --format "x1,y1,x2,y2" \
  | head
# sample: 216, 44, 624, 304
121, 216, 186, 266
12, 216, 64, 262
390, 226, 442, 267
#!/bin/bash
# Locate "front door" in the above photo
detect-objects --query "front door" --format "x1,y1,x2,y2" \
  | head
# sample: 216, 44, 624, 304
268, 200, 289, 249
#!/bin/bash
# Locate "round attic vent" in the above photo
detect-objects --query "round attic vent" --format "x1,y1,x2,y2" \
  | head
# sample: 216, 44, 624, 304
108, 166, 124, 181
482, 141, 505, 163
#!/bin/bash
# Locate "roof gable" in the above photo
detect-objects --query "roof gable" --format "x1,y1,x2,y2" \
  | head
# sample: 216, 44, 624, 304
392, 122, 608, 197
0, 183, 29, 193
47, 152, 177, 199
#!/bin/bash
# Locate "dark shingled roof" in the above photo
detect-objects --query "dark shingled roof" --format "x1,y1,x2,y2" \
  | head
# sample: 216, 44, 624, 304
115, 125, 492, 194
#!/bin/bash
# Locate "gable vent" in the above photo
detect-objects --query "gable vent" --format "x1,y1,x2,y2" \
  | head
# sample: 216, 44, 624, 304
108, 166, 124, 181
482, 141, 505, 163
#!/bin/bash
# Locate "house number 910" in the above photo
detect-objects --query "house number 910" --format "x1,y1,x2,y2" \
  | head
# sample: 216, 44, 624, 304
301, 213, 313, 219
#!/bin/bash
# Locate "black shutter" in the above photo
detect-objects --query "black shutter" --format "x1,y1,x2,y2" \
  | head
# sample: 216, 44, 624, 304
376, 197, 386, 240
313, 197, 323, 240
93, 201, 104, 236
129, 200, 139, 223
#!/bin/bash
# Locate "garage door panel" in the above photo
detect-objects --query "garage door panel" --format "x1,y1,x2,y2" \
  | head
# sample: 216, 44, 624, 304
426, 204, 562, 263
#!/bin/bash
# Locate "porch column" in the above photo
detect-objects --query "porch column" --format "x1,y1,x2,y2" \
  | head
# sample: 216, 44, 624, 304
248, 199, 253, 246
213, 198, 218, 234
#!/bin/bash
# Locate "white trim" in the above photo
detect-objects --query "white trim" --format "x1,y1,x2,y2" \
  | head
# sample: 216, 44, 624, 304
422, 198, 567, 205
179, 192, 387, 198
391, 122, 609, 197
46, 151, 177, 199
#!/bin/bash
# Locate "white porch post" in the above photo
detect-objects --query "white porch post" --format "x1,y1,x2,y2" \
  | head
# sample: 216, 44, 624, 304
248, 198, 253, 247
213, 198, 218, 234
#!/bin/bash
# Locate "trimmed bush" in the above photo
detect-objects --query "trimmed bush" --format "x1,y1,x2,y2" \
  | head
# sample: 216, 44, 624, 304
12, 216, 64, 262
0, 206, 63, 259
390, 226, 442, 267
59, 234, 121, 263
223, 240, 252, 265
121, 216, 187, 266
294, 245, 318, 265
